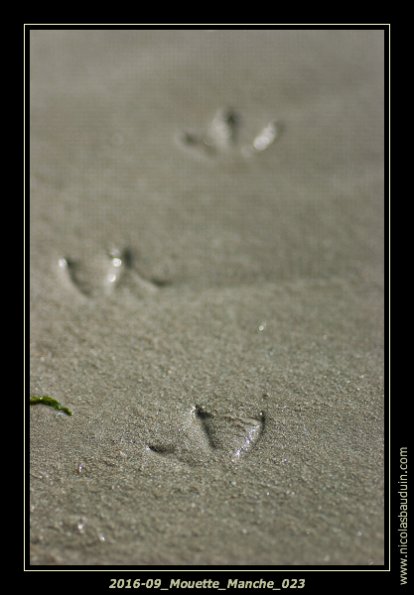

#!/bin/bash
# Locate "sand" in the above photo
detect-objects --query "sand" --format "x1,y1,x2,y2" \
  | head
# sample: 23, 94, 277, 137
29, 29, 385, 565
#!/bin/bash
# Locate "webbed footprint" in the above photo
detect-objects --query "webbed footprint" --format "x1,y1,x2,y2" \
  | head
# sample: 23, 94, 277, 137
147, 404, 266, 465
194, 405, 266, 459
177, 107, 283, 160
58, 247, 168, 299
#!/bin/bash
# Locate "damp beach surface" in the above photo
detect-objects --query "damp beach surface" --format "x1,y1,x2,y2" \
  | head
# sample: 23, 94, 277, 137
30, 30, 384, 565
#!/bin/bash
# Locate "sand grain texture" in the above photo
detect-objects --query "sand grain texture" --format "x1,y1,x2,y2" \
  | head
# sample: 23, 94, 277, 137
30, 29, 384, 565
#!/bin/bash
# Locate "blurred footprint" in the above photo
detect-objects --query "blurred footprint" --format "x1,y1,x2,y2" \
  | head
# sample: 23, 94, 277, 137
58, 247, 169, 299
177, 107, 283, 160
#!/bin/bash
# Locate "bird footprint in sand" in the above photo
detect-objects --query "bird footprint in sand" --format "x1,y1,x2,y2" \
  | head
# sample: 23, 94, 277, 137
58, 247, 169, 299
148, 405, 266, 465
177, 107, 283, 160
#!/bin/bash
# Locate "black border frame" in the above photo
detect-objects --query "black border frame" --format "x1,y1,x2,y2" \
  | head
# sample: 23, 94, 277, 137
21, 22, 396, 592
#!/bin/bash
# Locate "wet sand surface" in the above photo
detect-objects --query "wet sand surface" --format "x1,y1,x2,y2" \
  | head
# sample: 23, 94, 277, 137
30, 29, 384, 565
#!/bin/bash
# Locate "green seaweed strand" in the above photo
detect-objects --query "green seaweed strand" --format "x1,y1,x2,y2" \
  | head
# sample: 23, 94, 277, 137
30, 395, 72, 416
